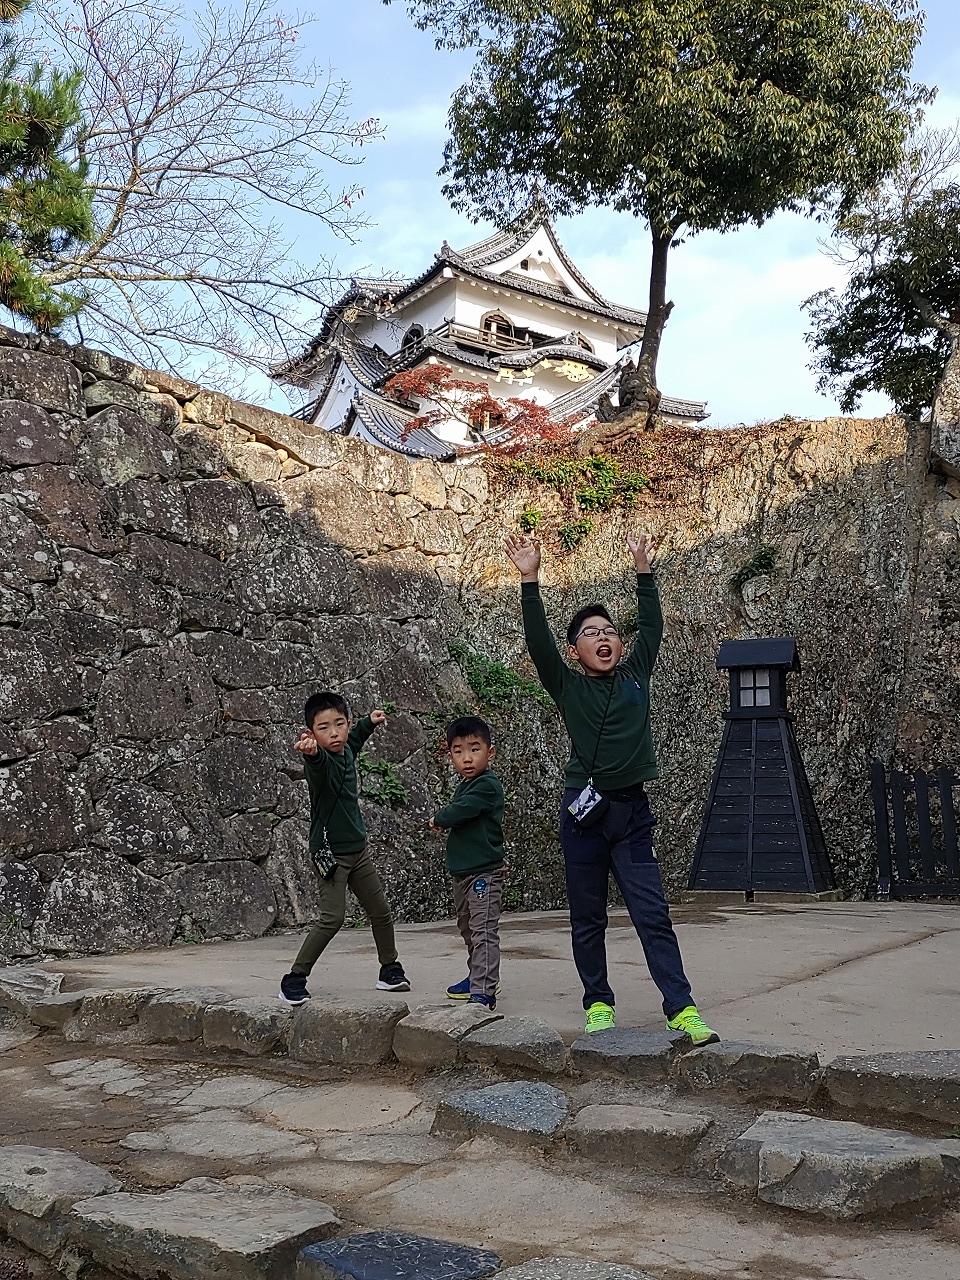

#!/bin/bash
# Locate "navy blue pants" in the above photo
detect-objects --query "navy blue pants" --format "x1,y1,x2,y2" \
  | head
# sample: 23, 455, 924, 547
560, 787, 694, 1018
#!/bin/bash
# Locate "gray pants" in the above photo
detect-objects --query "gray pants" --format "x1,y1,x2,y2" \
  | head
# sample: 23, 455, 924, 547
451, 869, 503, 1000
291, 847, 397, 977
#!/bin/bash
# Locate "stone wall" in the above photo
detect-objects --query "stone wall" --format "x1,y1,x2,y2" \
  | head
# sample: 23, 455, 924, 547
1, 325, 957, 957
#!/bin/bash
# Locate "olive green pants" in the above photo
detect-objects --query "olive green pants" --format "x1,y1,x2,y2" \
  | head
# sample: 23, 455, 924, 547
291, 847, 397, 977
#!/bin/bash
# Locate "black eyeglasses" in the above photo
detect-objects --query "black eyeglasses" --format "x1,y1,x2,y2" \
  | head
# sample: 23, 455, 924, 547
575, 625, 621, 640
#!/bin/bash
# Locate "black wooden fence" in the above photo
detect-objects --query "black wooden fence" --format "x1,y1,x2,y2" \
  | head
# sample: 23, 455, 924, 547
870, 760, 960, 900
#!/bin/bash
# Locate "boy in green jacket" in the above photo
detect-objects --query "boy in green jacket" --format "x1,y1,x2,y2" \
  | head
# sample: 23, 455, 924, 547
279, 691, 410, 1004
430, 715, 505, 1009
505, 531, 718, 1045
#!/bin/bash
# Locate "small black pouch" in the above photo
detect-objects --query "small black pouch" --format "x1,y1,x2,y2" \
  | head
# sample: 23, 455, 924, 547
311, 844, 338, 881
567, 780, 610, 829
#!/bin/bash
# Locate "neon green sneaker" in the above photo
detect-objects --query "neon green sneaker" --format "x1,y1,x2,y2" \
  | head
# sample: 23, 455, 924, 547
584, 1001, 616, 1034
666, 1005, 720, 1046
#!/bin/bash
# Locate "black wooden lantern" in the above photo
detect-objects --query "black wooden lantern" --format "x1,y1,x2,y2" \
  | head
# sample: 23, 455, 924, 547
687, 637, 838, 898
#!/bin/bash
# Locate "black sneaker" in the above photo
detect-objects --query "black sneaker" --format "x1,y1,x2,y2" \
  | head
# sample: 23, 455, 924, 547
279, 972, 310, 1005
468, 992, 496, 1011
376, 961, 410, 992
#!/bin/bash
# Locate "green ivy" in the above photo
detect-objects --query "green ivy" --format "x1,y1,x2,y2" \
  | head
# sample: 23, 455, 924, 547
518, 507, 542, 532
509, 453, 649, 512
559, 518, 594, 550
359, 758, 409, 808
730, 545, 780, 591
449, 639, 549, 709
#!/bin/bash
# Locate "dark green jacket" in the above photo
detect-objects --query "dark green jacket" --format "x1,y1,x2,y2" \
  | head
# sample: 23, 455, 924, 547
521, 575, 663, 790
303, 716, 375, 854
434, 770, 505, 878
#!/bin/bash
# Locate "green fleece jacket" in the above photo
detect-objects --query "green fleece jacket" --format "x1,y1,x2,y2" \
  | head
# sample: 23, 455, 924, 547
303, 715, 375, 854
433, 770, 505, 878
521, 574, 663, 791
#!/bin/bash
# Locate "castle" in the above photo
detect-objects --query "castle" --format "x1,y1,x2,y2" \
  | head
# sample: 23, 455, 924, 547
272, 206, 708, 460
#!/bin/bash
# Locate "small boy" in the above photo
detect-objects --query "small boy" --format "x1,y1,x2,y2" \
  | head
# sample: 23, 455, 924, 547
279, 691, 410, 1004
504, 531, 719, 1045
429, 715, 505, 1009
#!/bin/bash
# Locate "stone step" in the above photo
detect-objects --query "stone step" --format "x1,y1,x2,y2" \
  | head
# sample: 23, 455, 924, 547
69, 1176, 340, 1280
298, 1230, 501, 1279
567, 1104, 712, 1172
720, 1110, 960, 1219
432, 1081, 569, 1148
0, 1144, 119, 1258
821, 1051, 960, 1125
203, 998, 294, 1056
0, 1008, 39, 1052
461, 1015, 568, 1075
570, 1028, 683, 1083
393, 1003, 501, 1069
138, 986, 236, 1044
676, 1040, 820, 1102
289, 998, 409, 1066
0, 969, 63, 1014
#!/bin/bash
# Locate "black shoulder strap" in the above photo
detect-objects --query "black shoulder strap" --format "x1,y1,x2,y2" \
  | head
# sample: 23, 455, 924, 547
568, 674, 618, 783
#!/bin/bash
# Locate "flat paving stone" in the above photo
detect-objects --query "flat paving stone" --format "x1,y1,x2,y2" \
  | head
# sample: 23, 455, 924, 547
677, 1040, 820, 1102
567, 1104, 712, 1172
27, 989, 97, 1029
432, 1081, 568, 1148
0, 968, 63, 1014
822, 1051, 960, 1125
311, 1133, 452, 1165
203, 998, 294, 1056
70, 1176, 340, 1280
0, 1144, 118, 1257
290, 998, 409, 1067
570, 1028, 683, 1083
720, 1109, 960, 1219
253, 1083, 422, 1134
298, 1230, 501, 1279
121, 1109, 315, 1162
393, 1004, 501, 1069
496, 1262, 657, 1280
461, 1016, 568, 1075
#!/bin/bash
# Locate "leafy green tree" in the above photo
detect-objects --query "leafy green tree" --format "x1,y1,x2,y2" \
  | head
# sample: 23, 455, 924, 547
805, 126, 960, 423
0, 0, 92, 330
393, 0, 926, 424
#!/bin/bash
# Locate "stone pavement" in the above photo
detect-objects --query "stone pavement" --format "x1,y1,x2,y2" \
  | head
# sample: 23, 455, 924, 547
36, 900, 960, 1058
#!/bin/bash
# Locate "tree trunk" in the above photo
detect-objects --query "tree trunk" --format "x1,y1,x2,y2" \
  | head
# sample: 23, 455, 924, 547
633, 227, 674, 427
931, 321, 960, 479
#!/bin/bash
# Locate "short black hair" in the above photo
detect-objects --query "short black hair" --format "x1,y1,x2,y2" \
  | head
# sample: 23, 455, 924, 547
304, 690, 349, 728
566, 603, 615, 647
446, 715, 492, 747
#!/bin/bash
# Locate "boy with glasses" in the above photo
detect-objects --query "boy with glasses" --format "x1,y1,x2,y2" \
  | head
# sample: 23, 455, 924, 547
504, 532, 718, 1045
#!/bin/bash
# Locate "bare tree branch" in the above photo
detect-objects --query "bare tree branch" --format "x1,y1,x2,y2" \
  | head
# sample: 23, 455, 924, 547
22, 0, 381, 387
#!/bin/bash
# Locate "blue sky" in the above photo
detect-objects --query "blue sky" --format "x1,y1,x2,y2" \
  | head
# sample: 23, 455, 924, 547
281, 1, 960, 425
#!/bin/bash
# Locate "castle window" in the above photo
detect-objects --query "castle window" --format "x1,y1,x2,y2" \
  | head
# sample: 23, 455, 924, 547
575, 333, 594, 353
401, 324, 424, 352
520, 258, 529, 270
480, 311, 514, 341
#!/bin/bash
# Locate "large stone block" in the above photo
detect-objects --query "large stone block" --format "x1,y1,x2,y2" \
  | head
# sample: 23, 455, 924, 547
432, 1081, 569, 1148
95, 783, 208, 863
0, 1144, 118, 1257
69, 1177, 340, 1280
61, 987, 161, 1045
298, 1231, 501, 1280
79, 407, 179, 485
96, 642, 218, 743
0, 967, 63, 1015
203, 998, 293, 1055
0, 1008, 39, 1050
821, 1051, 960, 1125
113, 477, 190, 540
0, 753, 87, 856
27, 989, 90, 1029
289, 998, 409, 1066
200, 736, 280, 814
393, 1004, 502, 1069
0, 631, 83, 724
238, 541, 355, 616
461, 1015, 568, 1075
570, 1028, 683, 1083
284, 470, 406, 554
168, 861, 277, 940
353, 547, 444, 622
31, 851, 180, 953
129, 532, 230, 596
185, 478, 263, 556
0, 494, 60, 588
14, 463, 123, 553
677, 1040, 819, 1102
0, 347, 84, 417
138, 987, 235, 1043
567, 1104, 711, 1172
0, 400, 75, 466
719, 1110, 960, 1219
55, 548, 174, 631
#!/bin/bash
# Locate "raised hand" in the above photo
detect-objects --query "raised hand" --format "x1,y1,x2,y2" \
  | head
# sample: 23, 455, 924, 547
370, 709, 387, 727
627, 532, 655, 573
505, 534, 542, 582
294, 731, 318, 756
